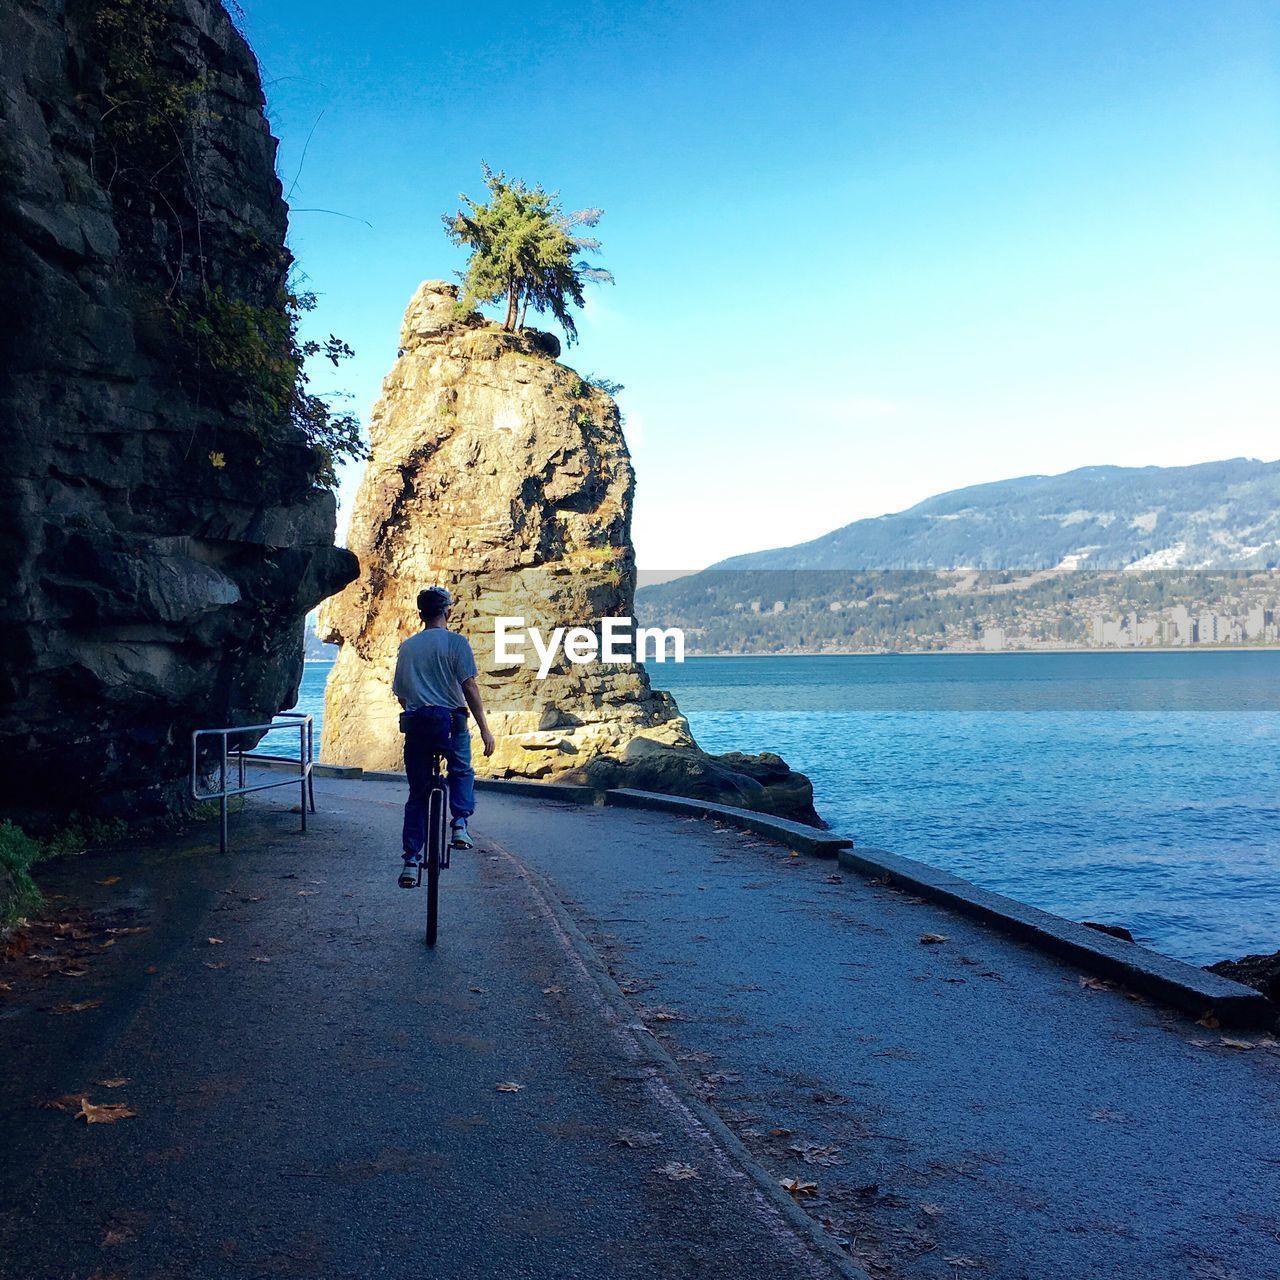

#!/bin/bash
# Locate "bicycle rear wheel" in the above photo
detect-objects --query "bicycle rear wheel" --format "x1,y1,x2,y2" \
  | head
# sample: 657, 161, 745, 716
425, 781, 447, 947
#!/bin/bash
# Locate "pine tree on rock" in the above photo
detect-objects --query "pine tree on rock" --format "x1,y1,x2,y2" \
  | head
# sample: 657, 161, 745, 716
443, 165, 612, 344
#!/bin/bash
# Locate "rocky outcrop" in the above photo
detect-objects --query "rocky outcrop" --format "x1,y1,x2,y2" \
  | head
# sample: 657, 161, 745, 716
1206, 950, 1280, 1006
0, 0, 357, 823
320, 281, 822, 825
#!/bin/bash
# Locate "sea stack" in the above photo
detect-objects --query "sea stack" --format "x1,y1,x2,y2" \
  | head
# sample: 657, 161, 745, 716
319, 281, 822, 825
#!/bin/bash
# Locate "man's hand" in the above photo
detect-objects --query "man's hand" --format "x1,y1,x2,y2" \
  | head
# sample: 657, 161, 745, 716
481, 728, 496, 758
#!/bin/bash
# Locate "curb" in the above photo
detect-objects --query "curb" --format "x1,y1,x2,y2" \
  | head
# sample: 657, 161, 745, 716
475, 777, 602, 805
603, 789, 852, 858
499, 841, 870, 1280
839, 845, 1275, 1028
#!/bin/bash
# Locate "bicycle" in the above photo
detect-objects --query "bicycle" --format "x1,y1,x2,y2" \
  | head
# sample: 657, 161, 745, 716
412, 748, 451, 947
400, 709, 455, 948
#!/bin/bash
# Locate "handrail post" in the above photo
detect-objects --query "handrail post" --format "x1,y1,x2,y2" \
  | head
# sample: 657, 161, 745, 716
298, 720, 307, 833
219, 736, 228, 854
307, 717, 316, 813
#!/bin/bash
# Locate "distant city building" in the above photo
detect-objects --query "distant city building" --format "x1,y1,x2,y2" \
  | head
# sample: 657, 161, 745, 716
982, 627, 1006, 651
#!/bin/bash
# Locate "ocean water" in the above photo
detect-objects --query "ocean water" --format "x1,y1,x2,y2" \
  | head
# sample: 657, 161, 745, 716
295, 652, 1280, 965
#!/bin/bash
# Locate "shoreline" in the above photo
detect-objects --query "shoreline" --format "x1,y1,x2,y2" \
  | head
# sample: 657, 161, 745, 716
305, 645, 1280, 664
683, 645, 1280, 659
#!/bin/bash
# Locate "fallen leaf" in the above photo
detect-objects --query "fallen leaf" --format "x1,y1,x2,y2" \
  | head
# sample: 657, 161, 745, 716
240, 896, 264, 903
102, 1225, 135, 1246
779, 1177, 818, 1196
97, 1078, 129, 1089
76, 1099, 137, 1124
789, 1141, 842, 1166
824, 874, 842, 884
1220, 1038, 1256, 1051
658, 1162, 698, 1181
469, 986, 486, 994
60, 965, 89, 978
1197, 1011, 1221, 1029
0, 980, 12, 993
296, 890, 317, 897
250, 956, 271, 964
53, 1000, 102, 1014
144, 966, 157, 975
204, 962, 225, 970
206, 938, 224, 946
96, 877, 122, 886
920, 1202, 944, 1216
612, 1129, 661, 1149
106, 927, 148, 936
495, 1082, 523, 1093
768, 1127, 793, 1138
40, 1094, 85, 1112
919, 933, 948, 945
1078, 976, 1112, 991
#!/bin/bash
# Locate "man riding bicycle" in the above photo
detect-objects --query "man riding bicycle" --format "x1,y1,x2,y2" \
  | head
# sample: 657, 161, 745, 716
393, 586, 495, 888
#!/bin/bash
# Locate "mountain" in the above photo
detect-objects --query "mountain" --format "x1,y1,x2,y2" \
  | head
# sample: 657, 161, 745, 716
637, 459, 1280, 655
714, 458, 1280, 573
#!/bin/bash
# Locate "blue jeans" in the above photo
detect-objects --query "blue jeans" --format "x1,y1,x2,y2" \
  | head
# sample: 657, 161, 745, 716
402, 711, 475, 856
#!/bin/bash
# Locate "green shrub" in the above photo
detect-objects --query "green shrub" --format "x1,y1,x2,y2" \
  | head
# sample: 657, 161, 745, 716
0, 821, 43, 923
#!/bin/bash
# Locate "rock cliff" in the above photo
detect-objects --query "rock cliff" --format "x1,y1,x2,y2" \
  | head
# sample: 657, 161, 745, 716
0, 0, 357, 823
320, 282, 821, 826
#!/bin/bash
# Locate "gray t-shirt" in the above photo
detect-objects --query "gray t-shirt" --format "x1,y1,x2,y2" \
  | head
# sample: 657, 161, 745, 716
393, 628, 478, 711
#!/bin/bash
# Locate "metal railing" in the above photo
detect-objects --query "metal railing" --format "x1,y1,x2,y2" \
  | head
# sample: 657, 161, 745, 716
191, 712, 316, 853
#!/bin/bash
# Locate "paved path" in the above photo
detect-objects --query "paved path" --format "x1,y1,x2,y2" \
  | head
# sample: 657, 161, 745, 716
2, 776, 1278, 1280
0, 779, 848, 1280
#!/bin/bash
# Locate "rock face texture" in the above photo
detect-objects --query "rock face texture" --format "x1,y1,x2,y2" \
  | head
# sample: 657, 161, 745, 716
0, 0, 357, 822
320, 282, 821, 826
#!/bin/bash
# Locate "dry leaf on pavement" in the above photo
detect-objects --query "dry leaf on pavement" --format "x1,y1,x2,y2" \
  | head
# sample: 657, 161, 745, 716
1078, 976, 1112, 991
919, 933, 948, 945
495, 1082, 523, 1093
613, 1129, 662, 1149
95, 877, 121, 886
658, 1162, 698, 1181
76, 1099, 137, 1125
206, 938, 224, 946
779, 1177, 818, 1196
789, 1141, 842, 1166
97, 1078, 129, 1089
52, 1000, 102, 1014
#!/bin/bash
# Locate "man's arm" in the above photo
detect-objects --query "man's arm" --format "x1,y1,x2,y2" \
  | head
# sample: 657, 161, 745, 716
391, 644, 408, 709
461, 677, 496, 757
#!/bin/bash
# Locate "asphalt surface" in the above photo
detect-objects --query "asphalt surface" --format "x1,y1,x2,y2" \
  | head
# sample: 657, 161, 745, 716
479, 789, 1280, 1280
0, 778, 849, 1280
2, 777, 1278, 1280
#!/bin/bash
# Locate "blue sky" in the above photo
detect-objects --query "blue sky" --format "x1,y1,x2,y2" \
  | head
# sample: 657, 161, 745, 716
237, 0, 1279, 568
